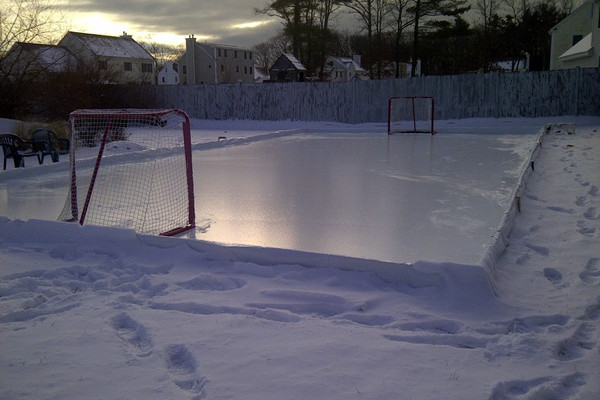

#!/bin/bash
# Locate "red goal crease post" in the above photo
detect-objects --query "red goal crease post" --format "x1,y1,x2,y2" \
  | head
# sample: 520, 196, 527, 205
387, 96, 436, 135
58, 109, 195, 236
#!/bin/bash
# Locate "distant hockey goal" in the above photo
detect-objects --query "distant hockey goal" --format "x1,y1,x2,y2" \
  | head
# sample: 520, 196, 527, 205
387, 96, 435, 134
59, 109, 195, 236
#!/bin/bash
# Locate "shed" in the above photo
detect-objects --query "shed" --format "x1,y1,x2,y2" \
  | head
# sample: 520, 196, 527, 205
269, 54, 306, 82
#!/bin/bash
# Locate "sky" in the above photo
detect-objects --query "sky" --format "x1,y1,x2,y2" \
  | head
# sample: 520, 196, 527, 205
57, 0, 350, 49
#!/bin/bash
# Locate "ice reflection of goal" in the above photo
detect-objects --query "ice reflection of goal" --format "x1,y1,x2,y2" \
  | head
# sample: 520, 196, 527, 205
387, 96, 435, 134
59, 109, 195, 236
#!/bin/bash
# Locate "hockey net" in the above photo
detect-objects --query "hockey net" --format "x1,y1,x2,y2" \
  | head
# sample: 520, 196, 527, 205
388, 96, 435, 134
58, 109, 195, 236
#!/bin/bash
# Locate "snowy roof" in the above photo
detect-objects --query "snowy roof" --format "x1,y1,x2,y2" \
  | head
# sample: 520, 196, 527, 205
559, 32, 593, 60
14, 43, 77, 72
327, 56, 365, 72
283, 54, 306, 71
66, 32, 154, 60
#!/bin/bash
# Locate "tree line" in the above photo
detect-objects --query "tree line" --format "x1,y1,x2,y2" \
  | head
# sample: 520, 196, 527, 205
253, 0, 574, 78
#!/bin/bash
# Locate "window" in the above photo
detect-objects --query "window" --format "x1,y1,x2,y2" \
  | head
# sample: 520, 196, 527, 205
98, 60, 107, 70
249, 67, 253, 75
218, 49, 222, 57
244, 52, 247, 59
572, 35, 583, 45
224, 49, 228, 57
249, 52, 252, 60
124, 62, 132, 72
161, 77, 165, 83
141, 63, 153, 73
182, 65, 187, 74
234, 51, 238, 58
244, 66, 247, 74
221, 65, 224, 72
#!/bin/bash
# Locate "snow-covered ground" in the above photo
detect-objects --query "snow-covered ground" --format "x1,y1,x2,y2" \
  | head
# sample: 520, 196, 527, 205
1, 116, 599, 399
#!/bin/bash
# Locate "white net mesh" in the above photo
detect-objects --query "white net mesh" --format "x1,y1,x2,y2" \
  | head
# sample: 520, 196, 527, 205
388, 97, 435, 134
59, 109, 195, 236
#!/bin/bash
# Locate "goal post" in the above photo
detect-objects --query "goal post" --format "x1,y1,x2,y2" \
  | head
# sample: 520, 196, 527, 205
58, 109, 195, 236
387, 96, 435, 134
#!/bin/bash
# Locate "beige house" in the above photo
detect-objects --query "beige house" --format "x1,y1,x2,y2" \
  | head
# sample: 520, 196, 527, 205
58, 31, 156, 83
549, 0, 600, 70
178, 35, 254, 84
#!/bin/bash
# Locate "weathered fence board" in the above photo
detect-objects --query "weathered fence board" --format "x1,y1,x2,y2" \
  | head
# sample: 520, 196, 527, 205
147, 68, 599, 122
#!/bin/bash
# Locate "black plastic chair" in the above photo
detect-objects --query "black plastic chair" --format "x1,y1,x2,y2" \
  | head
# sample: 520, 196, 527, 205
0, 134, 41, 170
31, 129, 70, 163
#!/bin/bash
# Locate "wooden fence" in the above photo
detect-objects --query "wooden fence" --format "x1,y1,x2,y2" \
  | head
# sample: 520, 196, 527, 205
144, 68, 599, 123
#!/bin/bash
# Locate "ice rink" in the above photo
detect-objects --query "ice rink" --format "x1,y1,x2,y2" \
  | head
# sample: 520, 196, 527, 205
0, 122, 540, 265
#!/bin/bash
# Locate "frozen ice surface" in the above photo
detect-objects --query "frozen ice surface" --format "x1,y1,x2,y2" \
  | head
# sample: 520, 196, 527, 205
189, 132, 537, 264
0, 122, 539, 265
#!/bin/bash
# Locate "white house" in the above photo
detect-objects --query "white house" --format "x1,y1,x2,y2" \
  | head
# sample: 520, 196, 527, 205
157, 61, 179, 85
58, 31, 156, 83
178, 35, 254, 84
549, 0, 600, 70
323, 55, 368, 82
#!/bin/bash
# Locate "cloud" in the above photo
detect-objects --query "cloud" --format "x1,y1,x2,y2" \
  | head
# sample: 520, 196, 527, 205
63, 0, 281, 48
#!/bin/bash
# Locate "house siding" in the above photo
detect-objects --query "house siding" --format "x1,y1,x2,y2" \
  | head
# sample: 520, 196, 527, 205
550, 0, 600, 69
58, 32, 155, 84
179, 37, 254, 84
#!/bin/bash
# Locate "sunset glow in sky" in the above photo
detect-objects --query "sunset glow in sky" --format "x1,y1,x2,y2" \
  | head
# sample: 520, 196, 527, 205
57, 0, 280, 48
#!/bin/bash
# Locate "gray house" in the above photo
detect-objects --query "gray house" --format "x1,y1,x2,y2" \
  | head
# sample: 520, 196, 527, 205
178, 35, 254, 84
269, 54, 306, 82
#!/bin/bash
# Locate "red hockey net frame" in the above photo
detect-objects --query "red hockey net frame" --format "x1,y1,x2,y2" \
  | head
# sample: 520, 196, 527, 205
59, 109, 195, 236
387, 96, 435, 135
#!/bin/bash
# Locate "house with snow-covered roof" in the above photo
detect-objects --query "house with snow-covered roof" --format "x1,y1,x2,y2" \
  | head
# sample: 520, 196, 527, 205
323, 55, 368, 82
58, 31, 156, 84
0, 42, 77, 83
269, 54, 306, 82
549, 0, 600, 70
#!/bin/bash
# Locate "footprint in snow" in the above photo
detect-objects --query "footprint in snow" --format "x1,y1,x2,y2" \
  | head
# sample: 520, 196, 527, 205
543, 268, 568, 288
109, 313, 153, 362
164, 344, 207, 399
488, 373, 585, 400
579, 258, 600, 285
554, 322, 596, 361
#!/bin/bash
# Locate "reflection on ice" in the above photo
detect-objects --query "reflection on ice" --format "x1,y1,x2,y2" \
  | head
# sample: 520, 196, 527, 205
190, 133, 537, 264
0, 131, 538, 265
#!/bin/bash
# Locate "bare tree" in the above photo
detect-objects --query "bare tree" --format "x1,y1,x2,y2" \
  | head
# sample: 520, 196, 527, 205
139, 37, 185, 70
0, 0, 69, 118
0, 0, 67, 57
388, 0, 414, 77
475, 0, 502, 30
253, 31, 290, 74
345, 0, 389, 78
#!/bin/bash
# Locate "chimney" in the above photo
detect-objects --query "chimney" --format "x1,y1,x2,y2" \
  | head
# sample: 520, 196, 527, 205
185, 35, 197, 84
121, 31, 133, 39
352, 54, 362, 67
